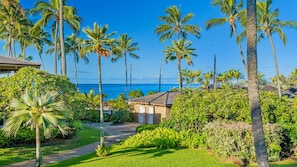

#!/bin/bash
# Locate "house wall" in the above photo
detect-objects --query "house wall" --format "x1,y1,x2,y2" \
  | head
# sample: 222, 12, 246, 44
130, 103, 171, 124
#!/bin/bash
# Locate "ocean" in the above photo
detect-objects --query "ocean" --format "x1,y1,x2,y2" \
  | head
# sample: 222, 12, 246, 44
77, 84, 180, 100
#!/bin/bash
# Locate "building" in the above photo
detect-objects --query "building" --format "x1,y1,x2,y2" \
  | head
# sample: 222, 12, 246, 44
128, 91, 180, 124
0, 55, 40, 74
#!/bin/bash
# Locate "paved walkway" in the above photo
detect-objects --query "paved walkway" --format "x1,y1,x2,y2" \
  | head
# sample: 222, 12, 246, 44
4, 122, 140, 167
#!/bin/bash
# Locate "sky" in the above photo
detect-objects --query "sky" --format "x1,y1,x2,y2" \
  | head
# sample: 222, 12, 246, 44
2, 0, 297, 84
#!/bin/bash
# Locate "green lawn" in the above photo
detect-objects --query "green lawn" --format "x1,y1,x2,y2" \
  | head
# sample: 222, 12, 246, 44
46, 144, 236, 167
0, 126, 100, 166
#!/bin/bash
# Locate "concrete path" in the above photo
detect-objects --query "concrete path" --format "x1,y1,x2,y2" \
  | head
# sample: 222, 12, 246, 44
4, 122, 140, 167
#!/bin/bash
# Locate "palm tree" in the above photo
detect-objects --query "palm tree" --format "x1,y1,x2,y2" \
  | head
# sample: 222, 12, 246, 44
2, 90, 67, 167
30, 0, 81, 75
0, 5, 28, 58
257, 0, 297, 97
83, 23, 116, 148
233, 69, 243, 85
246, 0, 269, 166
206, 0, 247, 73
65, 33, 89, 87
1, 0, 25, 16
163, 39, 197, 92
154, 5, 201, 42
112, 34, 139, 97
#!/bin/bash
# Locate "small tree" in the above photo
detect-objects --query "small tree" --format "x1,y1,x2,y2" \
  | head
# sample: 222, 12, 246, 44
2, 90, 68, 167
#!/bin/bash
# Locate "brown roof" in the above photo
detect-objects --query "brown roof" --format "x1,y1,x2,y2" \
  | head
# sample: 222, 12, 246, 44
128, 91, 180, 106
0, 55, 40, 73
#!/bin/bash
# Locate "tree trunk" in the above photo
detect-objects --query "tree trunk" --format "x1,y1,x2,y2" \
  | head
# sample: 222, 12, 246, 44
8, 27, 12, 57
35, 125, 41, 167
39, 54, 45, 70
178, 58, 182, 93
97, 54, 104, 148
268, 35, 281, 97
231, 24, 248, 74
247, 1, 270, 166
74, 54, 78, 88
124, 51, 128, 97
59, 0, 66, 76
54, 23, 58, 74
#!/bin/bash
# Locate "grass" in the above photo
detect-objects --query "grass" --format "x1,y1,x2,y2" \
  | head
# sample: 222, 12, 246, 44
46, 144, 237, 167
0, 126, 100, 166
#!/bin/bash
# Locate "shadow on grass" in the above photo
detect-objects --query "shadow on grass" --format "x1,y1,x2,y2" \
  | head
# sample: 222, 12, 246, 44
271, 162, 297, 167
46, 145, 182, 167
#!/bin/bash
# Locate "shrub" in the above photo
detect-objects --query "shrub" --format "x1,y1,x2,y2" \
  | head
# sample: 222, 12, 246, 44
110, 110, 133, 124
136, 124, 159, 133
203, 121, 285, 164
123, 127, 205, 149
96, 145, 110, 157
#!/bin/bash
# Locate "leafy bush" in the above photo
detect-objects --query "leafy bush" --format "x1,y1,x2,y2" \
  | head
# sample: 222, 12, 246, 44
204, 121, 285, 163
123, 127, 204, 149
136, 124, 159, 133
85, 110, 110, 122
110, 110, 133, 124
96, 145, 110, 157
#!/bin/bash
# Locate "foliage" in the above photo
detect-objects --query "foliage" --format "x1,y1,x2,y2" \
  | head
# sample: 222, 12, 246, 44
95, 145, 110, 157
110, 110, 133, 124
85, 110, 110, 122
136, 124, 159, 133
46, 145, 236, 167
204, 121, 285, 163
128, 89, 144, 98
147, 91, 158, 96
108, 94, 131, 111
123, 127, 204, 149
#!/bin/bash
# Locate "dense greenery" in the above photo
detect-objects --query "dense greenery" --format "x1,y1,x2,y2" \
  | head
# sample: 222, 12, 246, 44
160, 89, 297, 163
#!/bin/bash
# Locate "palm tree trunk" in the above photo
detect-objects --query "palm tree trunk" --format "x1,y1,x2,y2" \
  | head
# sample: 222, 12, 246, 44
178, 58, 182, 93
247, 1, 269, 166
268, 35, 281, 97
8, 27, 12, 57
22, 43, 26, 60
74, 55, 78, 88
97, 54, 104, 148
59, 0, 66, 76
124, 52, 128, 97
39, 54, 45, 70
35, 125, 41, 167
54, 23, 58, 74
231, 24, 248, 74
13, 38, 16, 58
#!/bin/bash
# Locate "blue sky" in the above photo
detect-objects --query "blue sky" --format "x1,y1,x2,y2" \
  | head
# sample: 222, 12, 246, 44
3, 0, 297, 84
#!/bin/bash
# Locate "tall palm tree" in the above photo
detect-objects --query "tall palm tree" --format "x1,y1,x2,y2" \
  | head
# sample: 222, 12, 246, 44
83, 23, 116, 148
59, 0, 66, 76
65, 33, 89, 87
112, 34, 139, 97
30, 0, 81, 75
0, 5, 28, 58
163, 39, 197, 92
206, 0, 247, 73
154, 5, 201, 42
2, 90, 67, 167
257, 0, 297, 97
246, 0, 269, 166
1, 0, 25, 16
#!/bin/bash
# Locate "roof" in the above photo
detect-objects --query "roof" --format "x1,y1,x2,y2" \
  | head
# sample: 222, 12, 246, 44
128, 91, 180, 106
0, 55, 41, 73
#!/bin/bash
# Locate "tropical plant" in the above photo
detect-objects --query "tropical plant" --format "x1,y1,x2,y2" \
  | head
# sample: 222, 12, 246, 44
83, 23, 116, 148
30, 0, 81, 74
59, 0, 66, 76
163, 39, 197, 92
112, 34, 139, 97
155, 5, 201, 42
181, 69, 202, 87
108, 94, 130, 111
257, 0, 297, 97
128, 89, 144, 99
0, 4, 29, 58
65, 33, 89, 87
1, 0, 25, 16
206, 0, 247, 73
2, 90, 68, 167
246, 0, 269, 166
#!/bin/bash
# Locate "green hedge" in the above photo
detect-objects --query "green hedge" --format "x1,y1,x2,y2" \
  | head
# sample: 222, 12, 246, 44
123, 127, 204, 149
136, 124, 159, 133
204, 121, 284, 164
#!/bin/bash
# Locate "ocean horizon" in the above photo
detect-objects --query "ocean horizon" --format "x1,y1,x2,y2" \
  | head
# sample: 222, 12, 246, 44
77, 83, 183, 100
